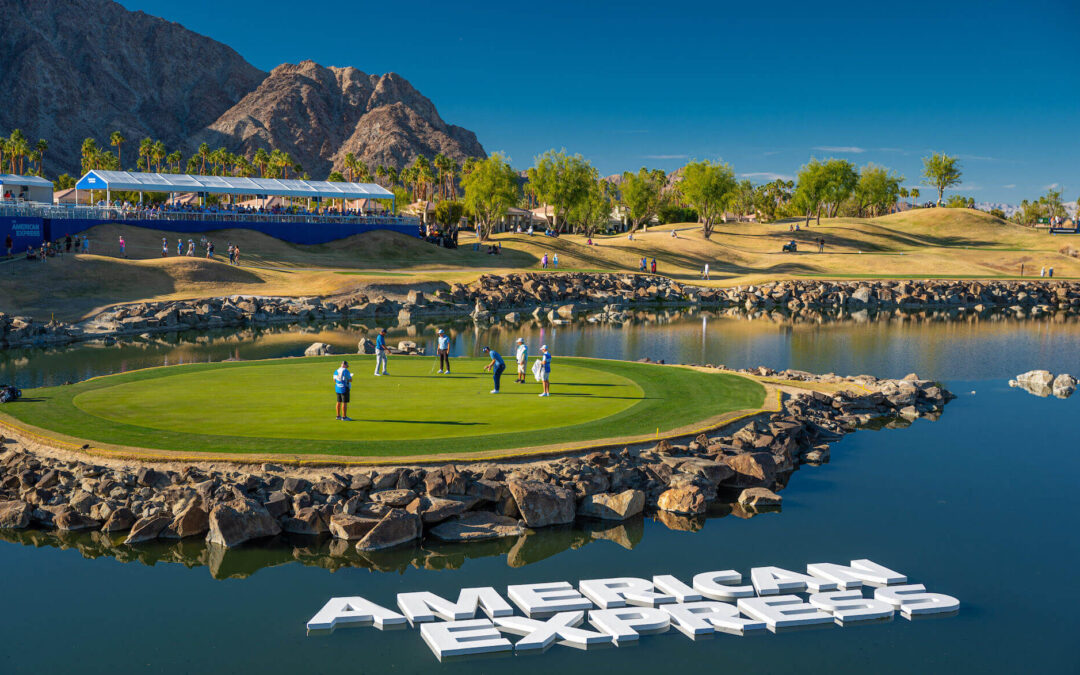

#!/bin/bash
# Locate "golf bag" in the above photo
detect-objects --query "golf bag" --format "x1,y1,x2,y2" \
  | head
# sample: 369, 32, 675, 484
0, 385, 22, 403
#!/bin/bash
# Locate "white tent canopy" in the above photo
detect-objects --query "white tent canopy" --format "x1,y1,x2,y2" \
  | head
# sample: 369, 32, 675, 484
75, 170, 394, 200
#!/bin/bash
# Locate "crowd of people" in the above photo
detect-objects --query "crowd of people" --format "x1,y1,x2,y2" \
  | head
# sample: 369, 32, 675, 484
329, 330, 555, 420
96, 199, 396, 221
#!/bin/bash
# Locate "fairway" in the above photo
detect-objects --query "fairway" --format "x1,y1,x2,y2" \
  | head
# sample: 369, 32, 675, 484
1, 356, 765, 459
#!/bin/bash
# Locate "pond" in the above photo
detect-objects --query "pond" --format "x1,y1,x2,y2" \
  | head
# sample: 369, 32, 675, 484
1, 310, 1078, 673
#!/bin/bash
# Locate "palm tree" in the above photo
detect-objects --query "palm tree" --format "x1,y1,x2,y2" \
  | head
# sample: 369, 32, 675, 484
356, 161, 372, 183
80, 138, 99, 175
152, 140, 166, 172
32, 139, 48, 176
198, 143, 210, 174
386, 166, 399, 187
910, 188, 920, 209
898, 187, 909, 213
138, 138, 153, 172
343, 152, 358, 182
0, 138, 7, 174
8, 129, 29, 174
253, 148, 270, 178
166, 150, 182, 173
375, 164, 387, 186
109, 131, 125, 169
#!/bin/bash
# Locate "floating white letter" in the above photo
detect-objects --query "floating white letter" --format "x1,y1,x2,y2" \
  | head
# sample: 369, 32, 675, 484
808, 590, 895, 624
589, 607, 670, 644
397, 587, 514, 623
663, 601, 766, 638
874, 584, 959, 618
494, 610, 614, 650
420, 619, 513, 659
751, 566, 837, 595
579, 577, 676, 609
306, 597, 407, 631
692, 570, 755, 601
508, 581, 594, 618
737, 595, 835, 630
806, 559, 907, 589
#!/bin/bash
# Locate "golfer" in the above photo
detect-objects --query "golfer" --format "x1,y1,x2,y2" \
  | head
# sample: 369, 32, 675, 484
333, 360, 352, 421
537, 344, 552, 397
482, 346, 506, 393
436, 328, 451, 374
515, 337, 529, 383
374, 327, 389, 376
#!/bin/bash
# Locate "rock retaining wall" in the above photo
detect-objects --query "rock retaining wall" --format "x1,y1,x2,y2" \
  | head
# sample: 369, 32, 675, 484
3, 275, 1079, 349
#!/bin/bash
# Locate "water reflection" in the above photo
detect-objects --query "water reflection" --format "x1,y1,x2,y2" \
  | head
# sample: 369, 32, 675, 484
0, 507, 791, 579
5, 307, 1080, 388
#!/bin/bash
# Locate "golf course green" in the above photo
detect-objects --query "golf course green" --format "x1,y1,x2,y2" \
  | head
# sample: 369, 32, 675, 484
1, 356, 765, 458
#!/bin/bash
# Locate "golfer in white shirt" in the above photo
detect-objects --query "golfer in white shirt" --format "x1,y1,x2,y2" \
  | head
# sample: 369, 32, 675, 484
514, 338, 529, 383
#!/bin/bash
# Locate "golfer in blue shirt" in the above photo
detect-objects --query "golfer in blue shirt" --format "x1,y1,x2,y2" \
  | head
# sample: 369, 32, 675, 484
538, 344, 552, 397
482, 346, 505, 393
374, 328, 388, 376
333, 360, 352, 421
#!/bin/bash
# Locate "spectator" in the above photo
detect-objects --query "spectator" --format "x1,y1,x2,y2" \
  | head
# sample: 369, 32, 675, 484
553, 253, 559, 269
4, 234, 11, 258
651, 258, 657, 274
162, 237, 168, 257
119, 236, 126, 258
374, 327, 389, 376
537, 344, 552, 397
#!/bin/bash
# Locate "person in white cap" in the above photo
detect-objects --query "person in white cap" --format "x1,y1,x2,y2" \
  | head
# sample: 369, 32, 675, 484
514, 337, 529, 383
436, 328, 451, 374
537, 344, 552, 397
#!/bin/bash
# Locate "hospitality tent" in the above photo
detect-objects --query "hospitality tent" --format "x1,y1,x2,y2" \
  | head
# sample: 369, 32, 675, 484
0, 174, 54, 203
74, 170, 396, 209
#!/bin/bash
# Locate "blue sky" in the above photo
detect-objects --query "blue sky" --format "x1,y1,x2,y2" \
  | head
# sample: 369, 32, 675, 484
121, 0, 1078, 203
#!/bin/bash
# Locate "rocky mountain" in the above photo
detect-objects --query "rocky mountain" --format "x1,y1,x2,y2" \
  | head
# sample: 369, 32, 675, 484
0, 0, 266, 175
1, 0, 485, 177
195, 61, 486, 177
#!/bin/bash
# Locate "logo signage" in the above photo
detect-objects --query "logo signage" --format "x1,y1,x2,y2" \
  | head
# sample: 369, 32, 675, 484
305, 559, 959, 660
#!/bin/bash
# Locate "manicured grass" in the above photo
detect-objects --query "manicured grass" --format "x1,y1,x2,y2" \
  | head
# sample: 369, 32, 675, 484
3, 356, 764, 457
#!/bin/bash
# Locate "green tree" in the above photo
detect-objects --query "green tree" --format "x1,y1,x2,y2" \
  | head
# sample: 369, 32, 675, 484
922, 152, 962, 206
253, 148, 270, 178
53, 173, 76, 190
569, 175, 613, 236
819, 159, 858, 218
620, 167, 666, 231
327, 170, 345, 182
944, 195, 974, 208
526, 149, 594, 232
753, 179, 795, 223
462, 152, 518, 241
794, 159, 827, 226
198, 142, 211, 174
434, 200, 465, 227
166, 150, 182, 173
676, 160, 736, 238
854, 164, 904, 217
1039, 188, 1066, 220
910, 187, 920, 208
80, 137, 99, 174
151, 140, 166, 172
7, 129, 28, 174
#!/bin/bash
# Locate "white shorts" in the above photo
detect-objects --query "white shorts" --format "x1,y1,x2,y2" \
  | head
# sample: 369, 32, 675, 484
539, 370, 549, 381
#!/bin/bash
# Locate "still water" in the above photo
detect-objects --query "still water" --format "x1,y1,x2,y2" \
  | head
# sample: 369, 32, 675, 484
1, 311, 1078, 673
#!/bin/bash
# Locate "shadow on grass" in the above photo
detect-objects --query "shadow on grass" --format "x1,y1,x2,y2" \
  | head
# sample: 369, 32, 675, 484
353, 419, 486, 426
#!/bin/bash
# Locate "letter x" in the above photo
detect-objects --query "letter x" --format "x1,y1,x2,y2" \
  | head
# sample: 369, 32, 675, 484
494, 611, 614, 650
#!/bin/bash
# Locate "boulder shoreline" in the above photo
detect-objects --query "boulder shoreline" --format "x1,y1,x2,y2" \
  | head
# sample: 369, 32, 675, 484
2, 273, 1079, 349
0, 366, 952, 552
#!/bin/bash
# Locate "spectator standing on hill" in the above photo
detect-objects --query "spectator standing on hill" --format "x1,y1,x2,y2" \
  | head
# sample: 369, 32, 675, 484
553, 253, 559, 269
537, 344, 552, 397
65, 234, 72, 252
332, 360, 352, 421
541, 253, 548, 269
702, 263, 710, 280
161, 237, 168, 257
1041, 266, 1046, 278
436, 328, 451, 374
177, 239, 183, 256
482, 346, 506, 393
651, 258, 657, 274
640, 257, 647, 272
5, 234, 12, 258
374, 327, 389, 376
118, 236, 126, 258
1049, 267, 1054, 278
187, 239, 194, 256
82, 235, 89, 253
233, 245, 240, 265
515, 337, 529, 383
818, 238, 825, 253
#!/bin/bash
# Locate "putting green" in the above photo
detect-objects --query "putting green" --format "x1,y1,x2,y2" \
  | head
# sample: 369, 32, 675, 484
2, 356, 765, 458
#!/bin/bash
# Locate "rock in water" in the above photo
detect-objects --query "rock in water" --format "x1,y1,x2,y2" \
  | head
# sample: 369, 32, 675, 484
355, 509, 421, 551
328, 514, 380, 540
737, 487, 783, 508
281, 507, 328, 535
101, 507, 137, 532
577, 490, 645, 521
1052, 373, 1077, 398
124, 515, 171, 544
1016, 370, 1055, 388
429, 512, 525, 542
657, 486, 707, 515
52, 506, 100, 531
304, 342, 334, 357
206, 499, 281, 548
506, 480, 576, 527
0, 500, 32, 529
166, 504, 209, 539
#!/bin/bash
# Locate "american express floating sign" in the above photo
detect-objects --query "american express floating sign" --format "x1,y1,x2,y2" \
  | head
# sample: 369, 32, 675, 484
305, 559, 959, 660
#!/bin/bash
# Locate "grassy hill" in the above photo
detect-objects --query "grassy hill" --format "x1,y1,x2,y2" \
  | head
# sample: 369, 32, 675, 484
2, 208, 1077, 321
